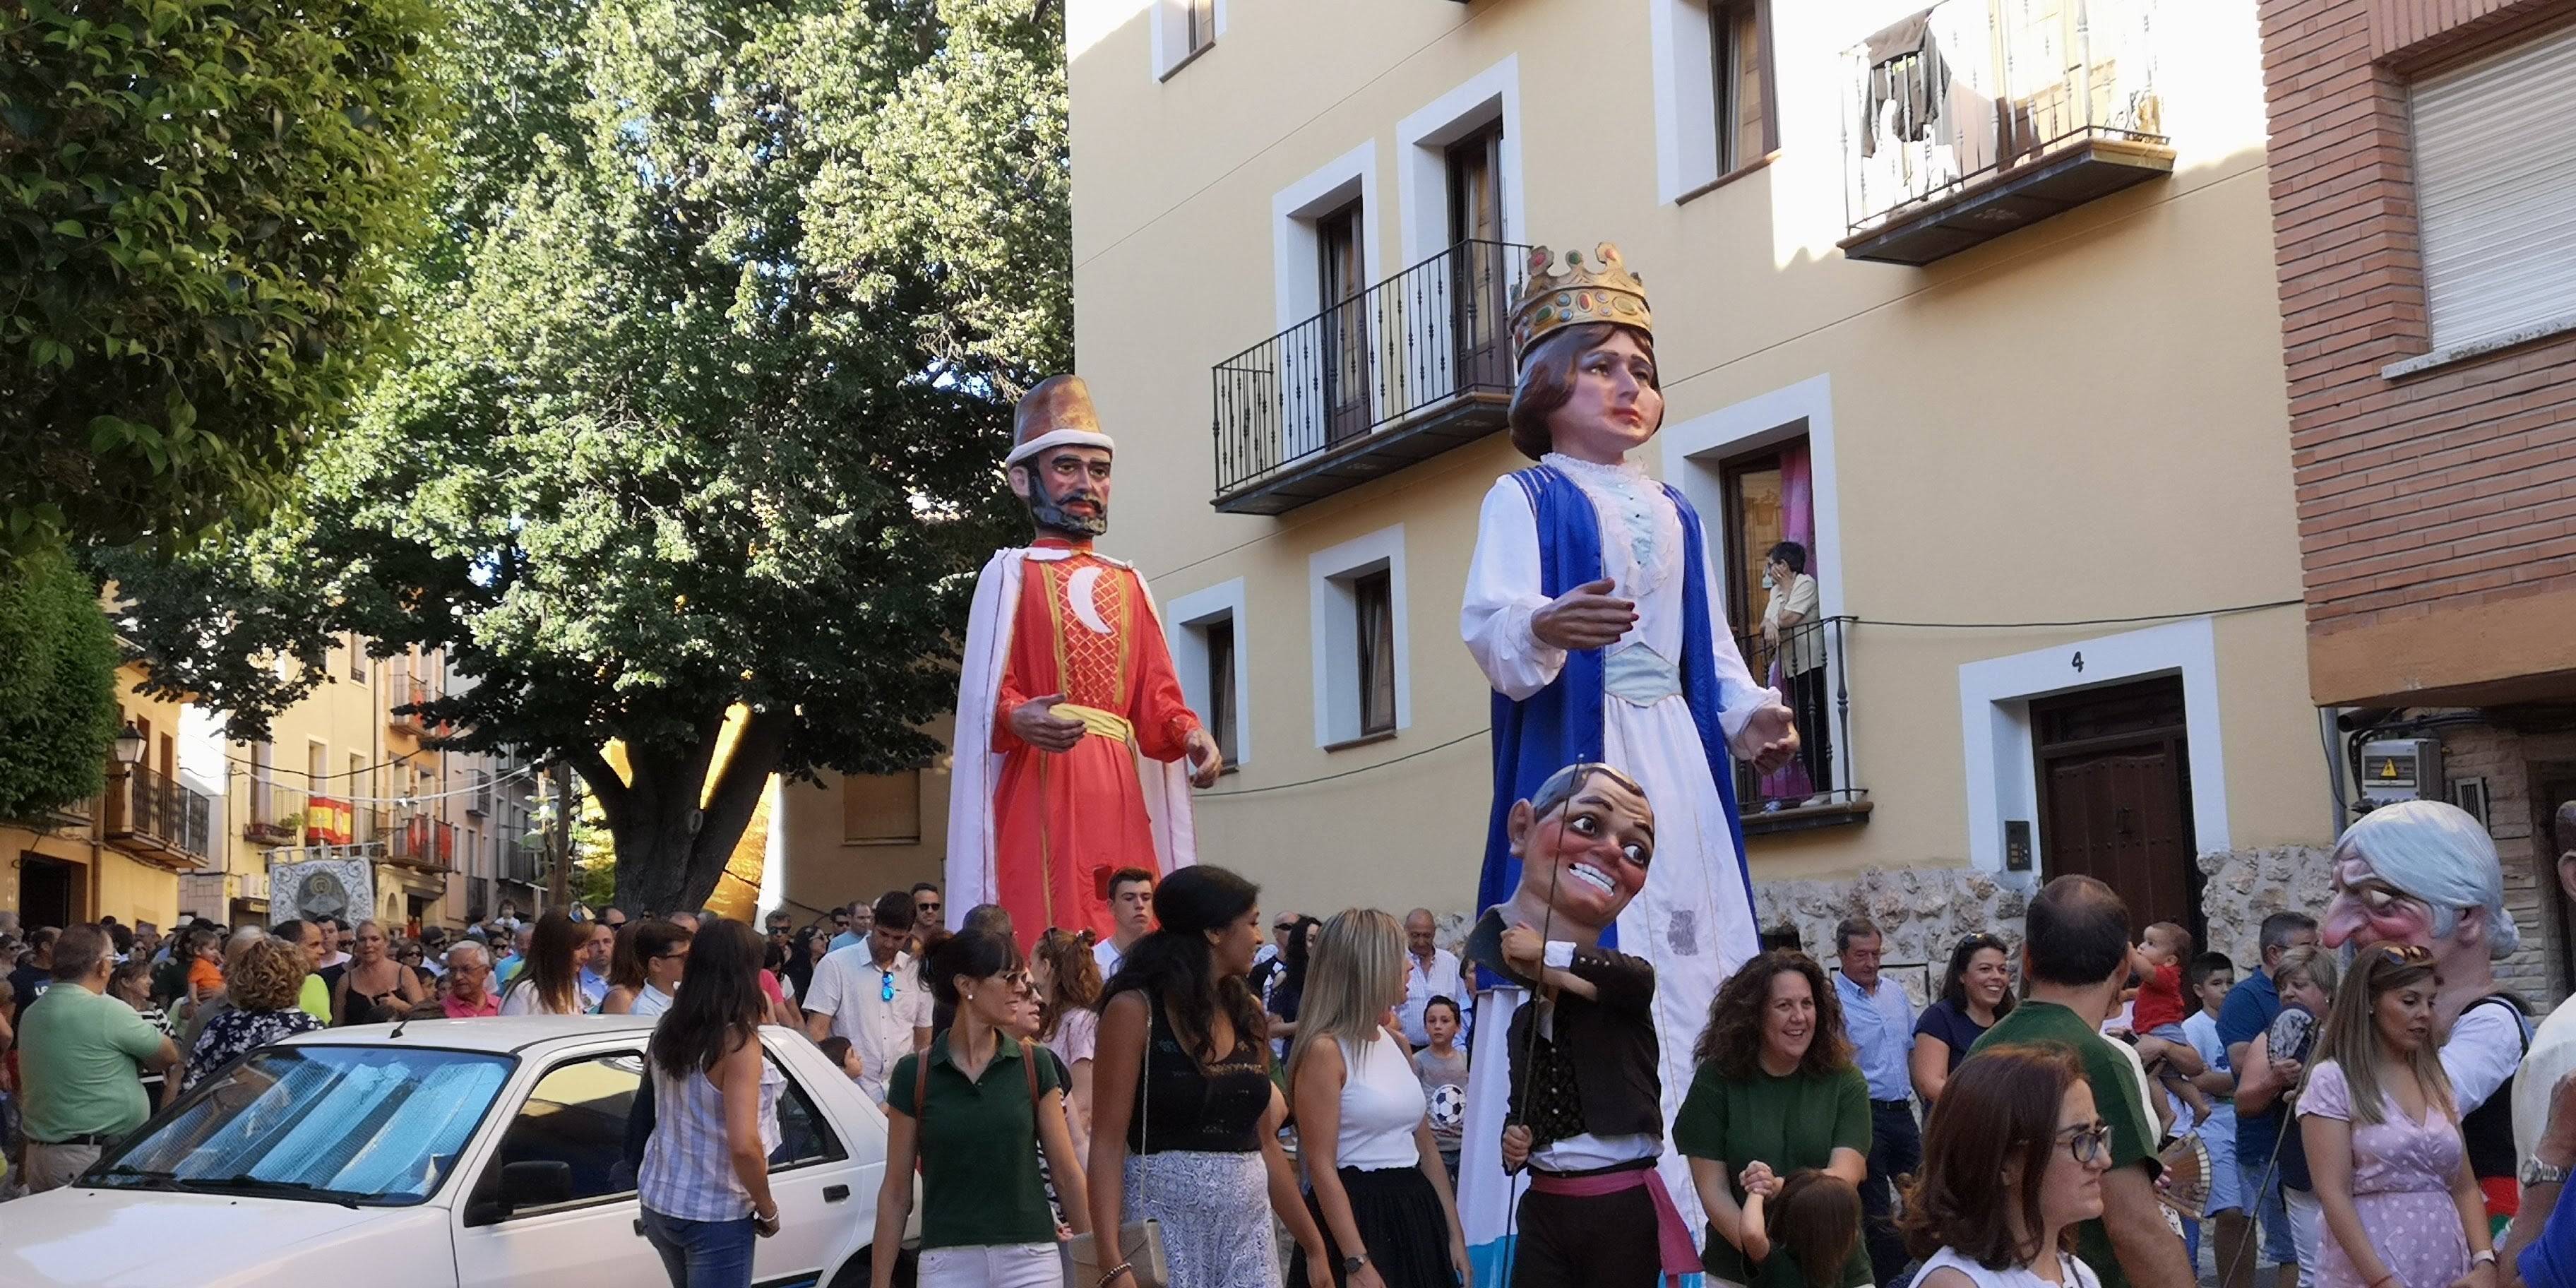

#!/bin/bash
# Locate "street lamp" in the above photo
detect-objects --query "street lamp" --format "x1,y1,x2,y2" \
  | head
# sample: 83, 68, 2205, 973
112, 720, 147, 766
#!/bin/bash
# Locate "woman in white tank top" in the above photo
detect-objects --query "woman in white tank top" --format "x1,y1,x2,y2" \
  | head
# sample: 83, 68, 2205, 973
1286, 910, 1469, 1288
1904, 1044, 2112, 1288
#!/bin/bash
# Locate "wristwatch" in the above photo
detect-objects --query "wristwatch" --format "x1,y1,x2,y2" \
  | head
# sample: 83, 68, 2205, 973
1342, 1253, 1369, 1275
2524, 1155, 2572, 1187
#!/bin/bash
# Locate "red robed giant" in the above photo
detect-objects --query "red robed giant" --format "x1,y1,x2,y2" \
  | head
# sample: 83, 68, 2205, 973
946, 376, 1222, 947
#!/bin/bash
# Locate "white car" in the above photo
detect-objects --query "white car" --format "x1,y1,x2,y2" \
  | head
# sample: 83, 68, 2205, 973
0, 1016, 919, 1287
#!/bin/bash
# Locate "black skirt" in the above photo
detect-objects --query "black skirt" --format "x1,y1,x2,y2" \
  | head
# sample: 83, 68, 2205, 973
1288, 1164, 1457, 1288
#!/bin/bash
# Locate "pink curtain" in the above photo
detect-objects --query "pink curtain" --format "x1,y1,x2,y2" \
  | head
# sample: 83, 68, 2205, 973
1758, 441, 1816, 802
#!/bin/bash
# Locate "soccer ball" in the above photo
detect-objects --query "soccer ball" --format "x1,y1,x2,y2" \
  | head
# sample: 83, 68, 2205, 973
1429, 1083, 1466, 1132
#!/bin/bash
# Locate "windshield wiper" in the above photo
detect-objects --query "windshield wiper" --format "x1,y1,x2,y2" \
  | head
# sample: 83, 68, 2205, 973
189, 1175, 365, 1208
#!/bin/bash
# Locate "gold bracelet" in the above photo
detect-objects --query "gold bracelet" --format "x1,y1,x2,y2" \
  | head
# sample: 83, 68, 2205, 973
1097, 1263, 1135, 1288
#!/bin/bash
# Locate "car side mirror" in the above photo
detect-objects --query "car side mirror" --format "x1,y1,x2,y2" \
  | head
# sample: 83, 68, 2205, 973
464, 1160, 575, 1225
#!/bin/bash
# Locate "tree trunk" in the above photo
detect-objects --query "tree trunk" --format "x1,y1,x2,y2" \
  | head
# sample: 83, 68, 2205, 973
571, 707, 794, 918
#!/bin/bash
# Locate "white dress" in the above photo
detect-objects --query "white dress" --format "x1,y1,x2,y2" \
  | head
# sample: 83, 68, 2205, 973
1460, 451, 1775, 1237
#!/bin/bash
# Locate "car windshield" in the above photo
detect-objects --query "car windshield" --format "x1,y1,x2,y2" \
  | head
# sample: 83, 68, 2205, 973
90, 1044, 513, 1205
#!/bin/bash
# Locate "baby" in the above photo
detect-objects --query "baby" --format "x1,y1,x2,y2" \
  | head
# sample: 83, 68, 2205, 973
2128, 922, 2210, 1126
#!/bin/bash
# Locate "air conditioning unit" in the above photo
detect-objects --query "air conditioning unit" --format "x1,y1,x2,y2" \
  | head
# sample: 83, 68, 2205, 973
2359, 738, 2443, 809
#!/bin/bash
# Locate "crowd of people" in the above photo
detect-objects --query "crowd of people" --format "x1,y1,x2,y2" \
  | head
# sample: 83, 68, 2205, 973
28, 793, 2576, 1288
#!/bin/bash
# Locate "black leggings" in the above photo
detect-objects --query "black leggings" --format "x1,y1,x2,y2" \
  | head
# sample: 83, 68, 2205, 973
1509, 1183, 1664, 1288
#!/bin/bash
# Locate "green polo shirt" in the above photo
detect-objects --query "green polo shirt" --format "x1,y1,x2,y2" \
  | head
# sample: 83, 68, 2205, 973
1673, 1061, 1873, 1288
18, 984, 167, 1143
888, 1037, 1065, 1251
1969, 1000, 2159, 1288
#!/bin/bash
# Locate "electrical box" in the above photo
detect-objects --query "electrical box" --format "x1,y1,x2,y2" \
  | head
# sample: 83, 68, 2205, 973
2359, 738, 2444, 808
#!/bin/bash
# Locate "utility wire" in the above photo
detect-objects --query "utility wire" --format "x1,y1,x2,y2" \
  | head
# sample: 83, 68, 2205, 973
1197, 727, 1486, 799
1847, 598, 2302, 630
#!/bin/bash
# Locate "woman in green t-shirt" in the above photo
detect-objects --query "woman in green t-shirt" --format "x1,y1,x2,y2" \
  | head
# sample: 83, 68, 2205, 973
869, 929, 1090, 1288
1675, 950, 1876, 1288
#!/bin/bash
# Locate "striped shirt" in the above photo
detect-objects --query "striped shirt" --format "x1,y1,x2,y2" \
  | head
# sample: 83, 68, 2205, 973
638, 1054, 783, 1222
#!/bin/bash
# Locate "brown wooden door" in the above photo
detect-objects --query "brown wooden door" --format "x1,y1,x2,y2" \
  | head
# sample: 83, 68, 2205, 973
2033, 676, 2202, 945
1317, 203, 1370, 445
1445, 127, 1509, 392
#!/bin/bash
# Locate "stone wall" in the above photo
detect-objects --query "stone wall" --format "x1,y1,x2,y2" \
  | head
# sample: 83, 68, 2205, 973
1751, 866, 2033, 1005
2193, 845, 2334, 975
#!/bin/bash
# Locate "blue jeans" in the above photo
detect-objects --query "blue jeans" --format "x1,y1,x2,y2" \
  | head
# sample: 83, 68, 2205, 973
640, 1207, 758, 1288
2236, 1156, 2297, 1265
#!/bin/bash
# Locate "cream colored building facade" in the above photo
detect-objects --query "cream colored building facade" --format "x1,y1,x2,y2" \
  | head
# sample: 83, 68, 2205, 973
1025, 0, 2340, 965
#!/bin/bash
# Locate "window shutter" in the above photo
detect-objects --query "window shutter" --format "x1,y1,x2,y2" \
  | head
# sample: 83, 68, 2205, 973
2412, 24, 2576, 349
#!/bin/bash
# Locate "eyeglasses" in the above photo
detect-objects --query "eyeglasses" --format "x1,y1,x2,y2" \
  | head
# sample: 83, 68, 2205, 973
654, 950, 689, 962
2053, 1119, 2113, 1165
880, 968, 897, 1003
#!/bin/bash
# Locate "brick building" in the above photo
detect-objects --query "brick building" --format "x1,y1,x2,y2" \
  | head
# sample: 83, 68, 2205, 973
2258, 0, 2576, 998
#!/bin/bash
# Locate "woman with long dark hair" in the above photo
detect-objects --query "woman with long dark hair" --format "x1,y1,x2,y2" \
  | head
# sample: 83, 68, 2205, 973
1264, 914, 1322, 1055
784, 927, 822, 1002
1033, 926, 1105, 1162
1902, 1044, 2111, 1288
1087, 865, 1330, 1288
500, 910, 592, 1016
2298, 945, 2493, 1288
1912, 933, 2016, 1105
1675, 950, 1873, 1288
1284, 908, 1467, 1288
638, 918, 781, 1288
870, 929, 1088, 1288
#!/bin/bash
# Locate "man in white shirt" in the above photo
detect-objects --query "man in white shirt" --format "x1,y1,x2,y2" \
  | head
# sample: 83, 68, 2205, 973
804, 891, 932, 1104
576, 920, 614, 1012
1092, 866, 1155, 981
1397, 908, 1472, 1048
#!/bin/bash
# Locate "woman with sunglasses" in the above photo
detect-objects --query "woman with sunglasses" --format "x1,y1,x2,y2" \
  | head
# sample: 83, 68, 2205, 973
1911, 934, 2015, 1107
870, 929, 1089, 1288
1901, 1044, 2111, 1288
2296, 944, 2495, 1288
607, 921, 695, 1018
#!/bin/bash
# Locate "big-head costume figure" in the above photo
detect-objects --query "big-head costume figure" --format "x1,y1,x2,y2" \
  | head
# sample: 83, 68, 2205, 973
946, 376, 1223, 947
1457, 244, 1797, 1273
1457, 763, 1701, 1288
2318, 798, 2532, 1217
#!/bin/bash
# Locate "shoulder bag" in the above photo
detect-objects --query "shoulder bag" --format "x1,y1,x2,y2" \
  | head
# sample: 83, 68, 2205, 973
1067, 998, 1170, 1288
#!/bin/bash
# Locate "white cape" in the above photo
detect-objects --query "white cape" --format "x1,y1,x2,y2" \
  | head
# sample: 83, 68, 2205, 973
943, 546, 1198, 931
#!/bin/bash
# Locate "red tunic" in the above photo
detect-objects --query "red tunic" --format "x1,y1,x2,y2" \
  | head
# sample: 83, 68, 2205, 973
990, 541, 1200, 946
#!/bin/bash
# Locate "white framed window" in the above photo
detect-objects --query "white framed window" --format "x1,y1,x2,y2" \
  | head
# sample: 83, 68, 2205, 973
1395, 57, 1527, 265
1164, 579, 1251, 767
1150, 0, 1226, 80
1273, 142, 1381, 333
1309, 526, 1410, 748
2410, 23, 2576, 352
1650, 0, 1776, 203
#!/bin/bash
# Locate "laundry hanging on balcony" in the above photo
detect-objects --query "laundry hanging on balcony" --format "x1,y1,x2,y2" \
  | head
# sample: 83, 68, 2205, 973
1860, 9, 1950, 157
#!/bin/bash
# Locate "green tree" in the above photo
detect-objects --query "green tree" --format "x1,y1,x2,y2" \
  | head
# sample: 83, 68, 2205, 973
0, 551, 120, 818
119, 0, 1067, 914
1, 0, 446, 555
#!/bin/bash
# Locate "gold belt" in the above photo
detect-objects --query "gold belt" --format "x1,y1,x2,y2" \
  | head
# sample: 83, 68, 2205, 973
1051, 703, 1135, 743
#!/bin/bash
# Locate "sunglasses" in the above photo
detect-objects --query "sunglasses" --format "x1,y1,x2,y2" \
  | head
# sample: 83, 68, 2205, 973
2373, 943, 2435, 967
2053, 1119, 2113, 1166
880, 967, 898, 1004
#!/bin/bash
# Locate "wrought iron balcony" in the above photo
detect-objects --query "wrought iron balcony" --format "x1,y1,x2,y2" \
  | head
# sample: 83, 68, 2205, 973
105, 764, 216, 868
1212, 239, 1532, 515
1730, 615, 1871, 835
1840, 0, 2174, 266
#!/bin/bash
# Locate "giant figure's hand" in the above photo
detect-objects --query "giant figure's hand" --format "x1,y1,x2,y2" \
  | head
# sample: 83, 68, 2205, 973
1183, 727, 1224, 789
1008, 693, 1087, 753
1500, 1123, 1532, 1171
1529, 578, 1636, 651
1732, 702, 1799, 776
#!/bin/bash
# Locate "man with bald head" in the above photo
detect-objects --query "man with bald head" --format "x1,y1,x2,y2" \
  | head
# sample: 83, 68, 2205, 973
1397, 907, 1471, 1048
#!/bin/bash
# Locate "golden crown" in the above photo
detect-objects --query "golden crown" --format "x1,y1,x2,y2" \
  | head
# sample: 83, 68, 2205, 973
1509, 242, 1652, 366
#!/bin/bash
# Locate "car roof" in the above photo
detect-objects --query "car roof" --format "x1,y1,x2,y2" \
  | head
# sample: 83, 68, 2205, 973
276, 1014, 664, 1056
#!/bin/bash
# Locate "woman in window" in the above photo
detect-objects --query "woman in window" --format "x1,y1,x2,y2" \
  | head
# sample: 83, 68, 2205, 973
2298, 944, 2494, 1288
330, 919, 424, 1025
870, 929, 1089, 1288
638, 918, 781, 1288
606, 920, 694, 1018
1900, 1043, 2110, 1288
1910, 933, 2015, 1107
1675, 949, 1873, 1288
1033, 926, 1104, 1163
181, 938, 323, 1093
1284, 908, 1467, 1288
500, 910, 592, 1016
1088, 865, 1331, 1288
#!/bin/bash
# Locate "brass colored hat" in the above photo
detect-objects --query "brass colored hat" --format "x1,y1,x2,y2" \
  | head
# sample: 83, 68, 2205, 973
1007, 374, 1116, 467
1508, 242, 1653, 366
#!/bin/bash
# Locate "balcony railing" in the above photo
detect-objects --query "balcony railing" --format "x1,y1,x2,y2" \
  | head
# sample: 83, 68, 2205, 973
242, 782, 309, 846
1840, 0, 2173, 266
1212, 239, 1532, 515
386, 815, 455, 869
105, 764, 216, 867
1731, 615, 1870, 834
